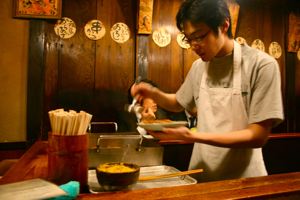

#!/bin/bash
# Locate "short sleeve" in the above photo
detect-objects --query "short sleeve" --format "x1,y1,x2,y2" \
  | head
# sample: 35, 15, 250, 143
248, 53, 284, 127
176, 59, 204, 112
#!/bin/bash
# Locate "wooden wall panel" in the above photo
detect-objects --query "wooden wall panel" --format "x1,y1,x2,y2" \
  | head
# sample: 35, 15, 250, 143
289, 0, 300, 131
295, 56, 300, 131
59, 0, 96, 91
136, 0, 199, 90
43, 0, 97, 135
43, 23, 60, 137
28, 0, 300, 140
92, 0, 136, 130
147, 0, 184, 92
95, 0, 135, 90
42, 0, 137, 132
27, 21, 46, 142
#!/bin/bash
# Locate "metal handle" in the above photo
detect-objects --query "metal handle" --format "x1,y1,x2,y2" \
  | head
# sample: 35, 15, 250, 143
88, 122, 118, 133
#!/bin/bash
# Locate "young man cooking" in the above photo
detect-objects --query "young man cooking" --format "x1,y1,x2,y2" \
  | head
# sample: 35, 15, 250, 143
131, 0, 284, 182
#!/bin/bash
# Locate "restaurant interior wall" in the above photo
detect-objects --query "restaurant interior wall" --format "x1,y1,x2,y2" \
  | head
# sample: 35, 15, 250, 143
0, 0, 28, 143
30, 0, 300, 140
0, 0, 300, 174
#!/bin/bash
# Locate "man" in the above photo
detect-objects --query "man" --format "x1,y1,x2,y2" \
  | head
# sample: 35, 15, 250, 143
131, 0, 284, 182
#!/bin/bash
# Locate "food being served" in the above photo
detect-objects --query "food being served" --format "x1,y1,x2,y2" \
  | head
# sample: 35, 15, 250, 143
138, 120, 188, 131
96, 162, 140, 191
97, 163, 137, 173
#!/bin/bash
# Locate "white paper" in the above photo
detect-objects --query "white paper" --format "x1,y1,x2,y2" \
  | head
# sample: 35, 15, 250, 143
0, 178, 67, 200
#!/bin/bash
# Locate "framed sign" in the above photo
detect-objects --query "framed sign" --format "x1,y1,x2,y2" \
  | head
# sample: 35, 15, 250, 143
288, 12, 300, 52
13, 0, 62, 19
137, 0, 154, 34
226, 0, 240, 38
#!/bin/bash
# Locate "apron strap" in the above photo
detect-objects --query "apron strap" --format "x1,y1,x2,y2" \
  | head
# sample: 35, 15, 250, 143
200, 41, 242, 91
232, 41, 242, 90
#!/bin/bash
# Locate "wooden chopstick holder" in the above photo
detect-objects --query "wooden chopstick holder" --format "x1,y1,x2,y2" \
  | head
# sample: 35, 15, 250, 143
138, 168, 203, 181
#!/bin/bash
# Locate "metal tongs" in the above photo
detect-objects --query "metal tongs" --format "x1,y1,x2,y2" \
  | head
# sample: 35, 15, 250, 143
125, 76, 143, 121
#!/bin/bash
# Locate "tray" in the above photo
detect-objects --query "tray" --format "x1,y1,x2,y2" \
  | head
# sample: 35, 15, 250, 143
88, 165, 197, 193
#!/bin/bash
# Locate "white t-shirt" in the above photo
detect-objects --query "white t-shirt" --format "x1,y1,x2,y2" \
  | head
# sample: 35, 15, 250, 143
176, 43, 284, 127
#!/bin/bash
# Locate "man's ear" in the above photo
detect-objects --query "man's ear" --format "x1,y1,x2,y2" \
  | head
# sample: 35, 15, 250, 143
222, 18, 230, 34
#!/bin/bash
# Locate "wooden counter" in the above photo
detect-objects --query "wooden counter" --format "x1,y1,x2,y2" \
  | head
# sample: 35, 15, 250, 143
77, 173, 300, 199
0, 141, 300, 199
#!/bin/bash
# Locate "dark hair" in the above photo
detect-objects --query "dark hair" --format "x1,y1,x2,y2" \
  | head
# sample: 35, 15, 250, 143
127, 79, 158, 103
176, 0, 233, 38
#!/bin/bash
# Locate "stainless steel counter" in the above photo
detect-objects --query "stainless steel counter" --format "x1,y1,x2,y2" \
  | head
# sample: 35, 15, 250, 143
88, 132, 163, 168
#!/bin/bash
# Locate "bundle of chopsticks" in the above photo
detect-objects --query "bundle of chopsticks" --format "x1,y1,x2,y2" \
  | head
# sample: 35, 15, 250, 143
48, 109, 92, 135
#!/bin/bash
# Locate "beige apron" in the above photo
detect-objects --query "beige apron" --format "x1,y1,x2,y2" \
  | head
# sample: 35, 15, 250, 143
189, 41, 267, 182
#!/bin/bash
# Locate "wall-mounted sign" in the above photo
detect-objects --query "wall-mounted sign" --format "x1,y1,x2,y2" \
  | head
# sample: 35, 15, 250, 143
251, 39, 265, 52
288, 12, 300, 52
13, 0, 62, 19
152, 28, 171, 47
54, 17, 76, 39
226, 0, 240, 38
110, 22, 130, 44
177, 33, 190, 49
235, 37, 247, 45
84, 20, 106, 40
137, 0, 154, 34
269, 42, 282, 59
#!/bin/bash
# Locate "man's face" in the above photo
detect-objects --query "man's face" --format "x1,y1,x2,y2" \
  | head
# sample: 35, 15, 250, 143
182, 21, 225, 61
141, 98, 157, 120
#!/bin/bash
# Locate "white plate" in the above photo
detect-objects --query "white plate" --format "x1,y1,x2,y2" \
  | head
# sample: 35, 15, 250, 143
137, 121, 188, 131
